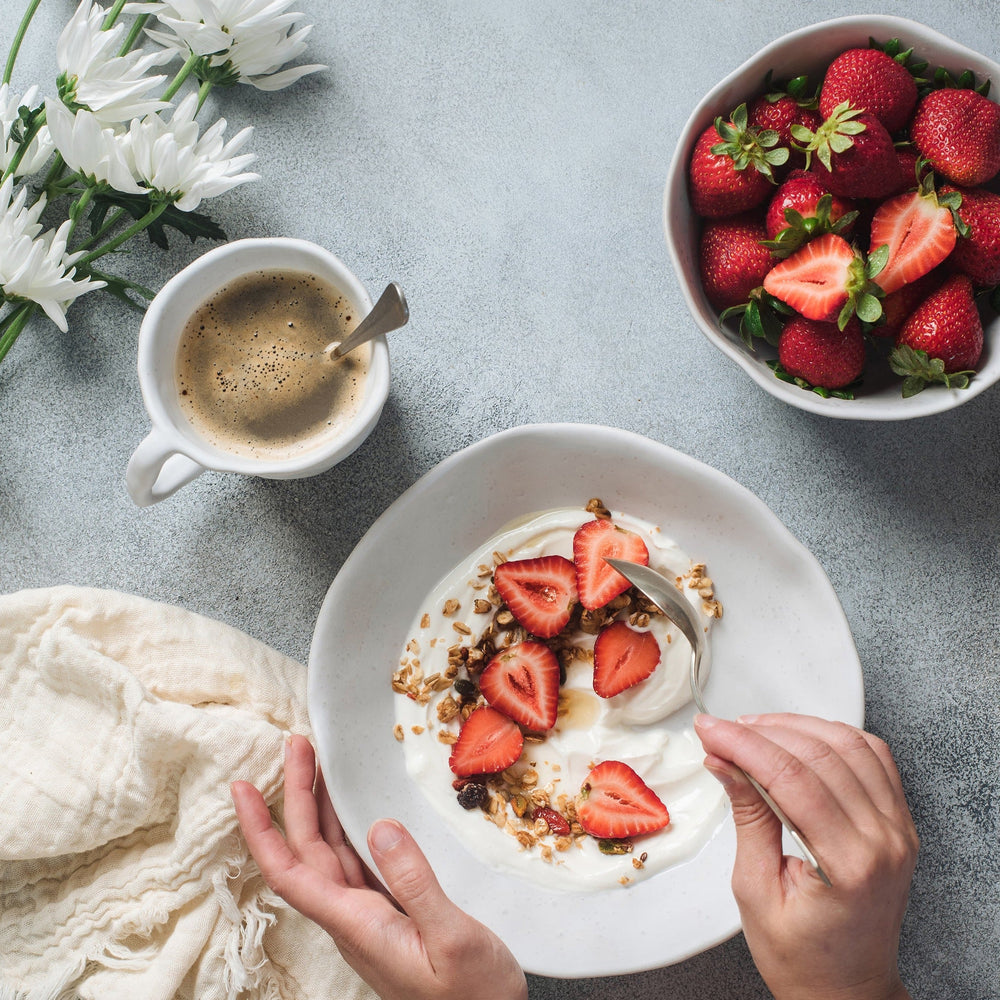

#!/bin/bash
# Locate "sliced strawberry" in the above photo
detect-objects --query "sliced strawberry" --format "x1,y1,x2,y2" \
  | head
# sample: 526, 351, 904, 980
479, 641, 560, 731
572, 518, 649, 611
493, 555, 577, 638
762, 232, 881, 327
869, 185, 959, 295
592, 621, 661, 698
576, 760, 670, 839
449, 706, 524, 777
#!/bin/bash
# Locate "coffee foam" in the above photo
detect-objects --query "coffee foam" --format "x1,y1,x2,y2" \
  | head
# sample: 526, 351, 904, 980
175, 269, 369, 461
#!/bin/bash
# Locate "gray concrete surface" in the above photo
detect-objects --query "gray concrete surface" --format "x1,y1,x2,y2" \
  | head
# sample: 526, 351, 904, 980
1, 1, 998, 997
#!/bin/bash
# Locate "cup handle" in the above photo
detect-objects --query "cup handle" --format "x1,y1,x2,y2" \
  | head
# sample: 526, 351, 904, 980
126, 428, 205, 507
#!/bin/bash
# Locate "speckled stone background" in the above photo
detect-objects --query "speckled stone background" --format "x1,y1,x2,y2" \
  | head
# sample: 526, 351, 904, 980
2, 1, 998, 997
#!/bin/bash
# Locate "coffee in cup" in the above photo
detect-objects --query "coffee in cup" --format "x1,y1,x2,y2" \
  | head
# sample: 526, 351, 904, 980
175, 268, 369, 462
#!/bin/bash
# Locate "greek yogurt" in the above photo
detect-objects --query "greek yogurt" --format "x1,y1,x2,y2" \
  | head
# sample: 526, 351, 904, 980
392, 506, 727, 891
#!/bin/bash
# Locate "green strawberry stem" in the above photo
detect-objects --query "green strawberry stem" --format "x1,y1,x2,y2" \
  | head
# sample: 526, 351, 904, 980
711, 102, 789, 179
889, 344, 976, 396
791, 100, 866, 172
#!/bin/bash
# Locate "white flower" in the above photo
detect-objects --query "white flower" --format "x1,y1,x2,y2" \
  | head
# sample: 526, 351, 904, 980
128, 0, 326, 90
57, 0, 172, 125
0, 177, 105, 331
1, 85, 54, 179
125, 93, 259, 211
45, 99, 145, 195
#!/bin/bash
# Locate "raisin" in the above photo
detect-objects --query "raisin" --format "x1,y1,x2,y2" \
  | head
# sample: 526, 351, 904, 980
454, 678, 479, 701
457, 782, 489, 810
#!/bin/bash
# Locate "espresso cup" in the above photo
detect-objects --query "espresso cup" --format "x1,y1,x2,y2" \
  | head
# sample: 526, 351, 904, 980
126, 238, 391, 507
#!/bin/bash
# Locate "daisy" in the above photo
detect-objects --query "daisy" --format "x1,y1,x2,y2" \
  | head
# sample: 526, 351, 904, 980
56, 0, 172, 125
129, 0, 326, 90
45, 99, 145, 195
125, 93, 259, 211
1, 84, 54, 179
0, 177, 105, 331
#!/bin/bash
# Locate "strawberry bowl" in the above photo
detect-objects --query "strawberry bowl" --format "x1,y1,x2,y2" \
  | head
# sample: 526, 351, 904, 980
663, 15, 1000, 420
308, 424, 863, 976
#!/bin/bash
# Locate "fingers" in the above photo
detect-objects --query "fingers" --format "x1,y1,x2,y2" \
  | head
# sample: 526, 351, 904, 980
368, 819, 462, 942
737, 714, 910, 822
696, 715, 856, 847
315, 764, 381, 891
702, 751, 784, 887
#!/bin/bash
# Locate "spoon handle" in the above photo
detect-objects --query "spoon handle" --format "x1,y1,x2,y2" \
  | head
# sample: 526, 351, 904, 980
332, 282, 409, 358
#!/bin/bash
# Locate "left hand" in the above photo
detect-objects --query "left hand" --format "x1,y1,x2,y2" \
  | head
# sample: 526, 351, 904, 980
231, 734, 527, 1000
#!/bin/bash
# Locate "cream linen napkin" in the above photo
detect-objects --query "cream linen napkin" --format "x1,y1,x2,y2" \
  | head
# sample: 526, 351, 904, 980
0, 586, 377, 1000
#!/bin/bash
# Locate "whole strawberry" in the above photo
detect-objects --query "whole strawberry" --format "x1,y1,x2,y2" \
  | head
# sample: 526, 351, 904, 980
942, 184, 1000, 286
911, 89, 1000, 186
748, 91, 822, 168
796, 104, 899, 200
689, 103, 788, 218
819, 47, 918, 133
777, 315, 866, 389
698, 214, 772, 309
877, 271, 944, 339
892, 273, 983, 394
764, 169, 856, 245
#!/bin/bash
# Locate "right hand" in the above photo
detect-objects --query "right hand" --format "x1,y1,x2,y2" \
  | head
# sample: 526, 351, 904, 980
694, 713, 918, 1000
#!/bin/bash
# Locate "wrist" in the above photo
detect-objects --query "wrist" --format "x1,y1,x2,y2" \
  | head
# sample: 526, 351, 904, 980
771, 976, 911, 1000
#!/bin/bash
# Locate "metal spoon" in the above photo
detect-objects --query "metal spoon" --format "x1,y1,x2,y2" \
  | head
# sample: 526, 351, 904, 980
604, 557, 832, 887
325, 282, 409, 360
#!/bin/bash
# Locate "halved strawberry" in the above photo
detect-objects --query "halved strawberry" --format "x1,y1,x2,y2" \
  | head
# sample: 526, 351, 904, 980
762, 232, 884, 328
493, 555, 577, 638
869, 171, 964, 294
449, 706, 524, 777
592, 622, 661, 698
572, 518, 649, 611
479, 641, 560, 731
576, 760, 670, 839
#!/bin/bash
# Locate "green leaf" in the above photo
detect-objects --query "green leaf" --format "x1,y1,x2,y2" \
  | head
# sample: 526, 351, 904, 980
867, 243, 890, 277
901, 375, 926, 397
91, 191, 227, 250
856, 293, 883, 323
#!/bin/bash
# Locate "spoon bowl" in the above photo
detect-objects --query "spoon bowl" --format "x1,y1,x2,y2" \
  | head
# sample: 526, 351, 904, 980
326, 281, 409, 361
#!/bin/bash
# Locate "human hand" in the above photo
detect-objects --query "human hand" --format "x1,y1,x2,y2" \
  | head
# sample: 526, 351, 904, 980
231, 734, 527, 1000
694, 714, 918, 1000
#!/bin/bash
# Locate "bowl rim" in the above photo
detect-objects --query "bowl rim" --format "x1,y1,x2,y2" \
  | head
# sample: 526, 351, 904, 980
663, 14, 1000, 421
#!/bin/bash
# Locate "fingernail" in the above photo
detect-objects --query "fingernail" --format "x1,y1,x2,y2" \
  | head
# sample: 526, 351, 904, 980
736, 714, 760, 724
370, 819, 404, 854
694, 714, 718, 729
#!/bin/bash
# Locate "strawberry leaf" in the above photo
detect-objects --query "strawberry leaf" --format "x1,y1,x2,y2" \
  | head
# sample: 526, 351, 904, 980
767, 359, 857, 399
889, 344, 976, 395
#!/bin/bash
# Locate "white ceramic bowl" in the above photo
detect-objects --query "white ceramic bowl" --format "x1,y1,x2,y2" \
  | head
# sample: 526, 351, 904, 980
308, 424, 863, 977
663, 15, 1000, 420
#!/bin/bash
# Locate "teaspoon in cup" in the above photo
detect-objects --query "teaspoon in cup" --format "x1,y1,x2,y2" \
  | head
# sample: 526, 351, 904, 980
325, 281, 409, 360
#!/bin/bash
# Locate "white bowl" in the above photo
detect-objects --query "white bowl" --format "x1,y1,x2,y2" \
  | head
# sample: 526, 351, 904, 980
663, 15, 1000, 420
308, 424, 863, 976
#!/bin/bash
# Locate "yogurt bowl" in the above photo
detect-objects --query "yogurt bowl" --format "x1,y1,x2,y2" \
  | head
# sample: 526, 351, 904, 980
308, 423, 863, 976
663, 16, 1000, 420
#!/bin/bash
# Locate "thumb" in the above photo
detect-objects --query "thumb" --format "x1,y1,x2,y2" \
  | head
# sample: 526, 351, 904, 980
368, 819, 459, 936
705, 756, 783, 890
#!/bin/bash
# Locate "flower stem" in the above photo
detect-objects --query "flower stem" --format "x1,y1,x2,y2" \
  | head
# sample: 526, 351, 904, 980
118, 12, 150, 56
162, 51, 201, 101
196, 79, 213, 112
0, 302, 37, 366
0, 108, 44, 183
87, 267, 157, 300
66, 185, 96, 244
101, 0, 128, 30
78, 201, 170, 265
3, 0, 42, 86
72, 206, 127, 253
